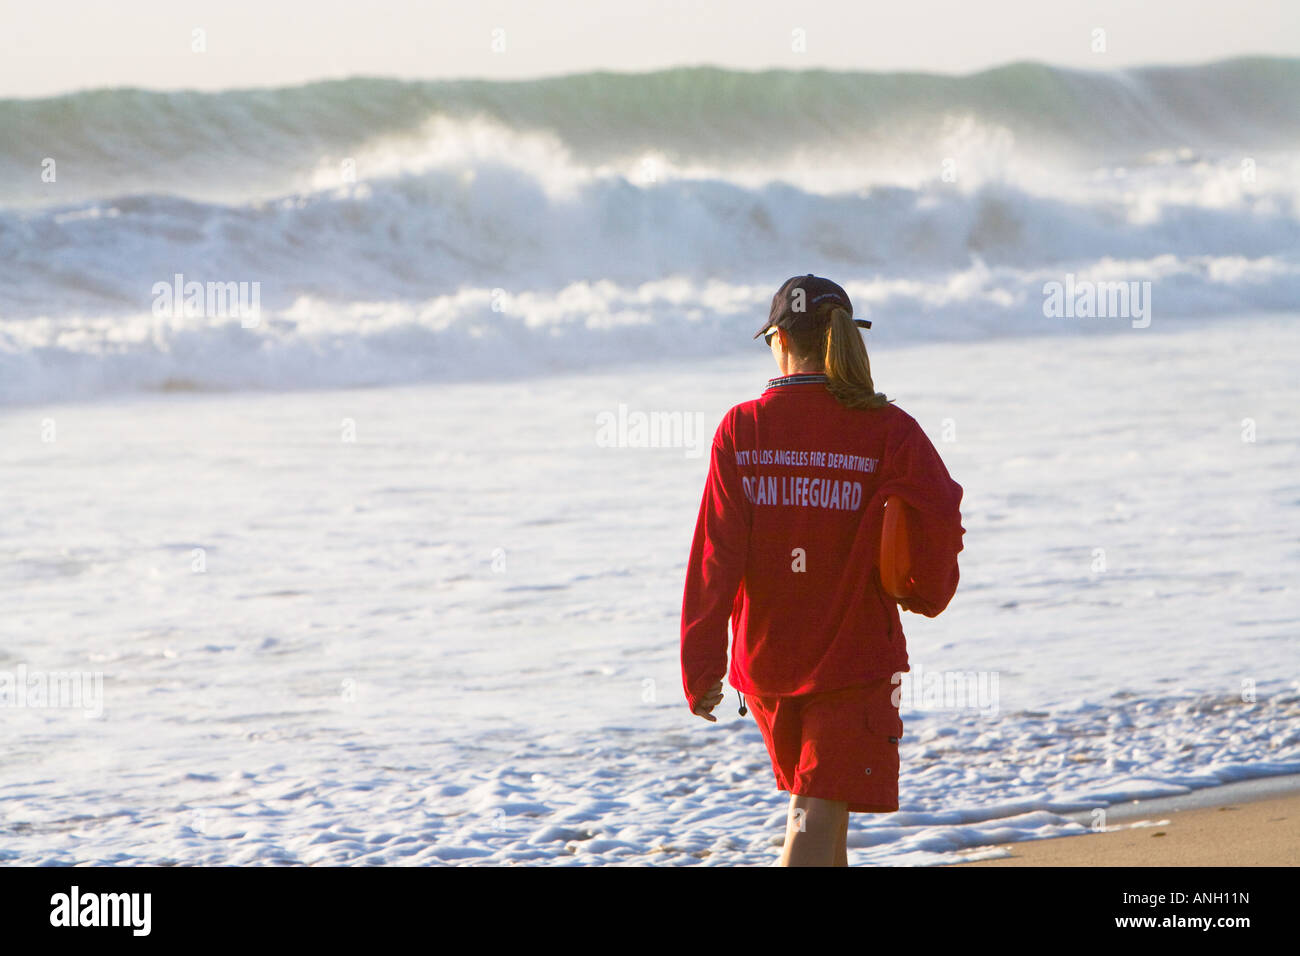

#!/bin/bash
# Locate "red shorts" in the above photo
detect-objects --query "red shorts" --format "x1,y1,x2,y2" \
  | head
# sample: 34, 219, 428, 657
745, 676, 903, 813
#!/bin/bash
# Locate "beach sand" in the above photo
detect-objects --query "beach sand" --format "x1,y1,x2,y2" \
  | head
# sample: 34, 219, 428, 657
948, 792, 1299, 866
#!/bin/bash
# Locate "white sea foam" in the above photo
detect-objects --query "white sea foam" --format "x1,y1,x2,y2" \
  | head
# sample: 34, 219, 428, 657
2, 61, 1297, 405
1, 316, 1296, 865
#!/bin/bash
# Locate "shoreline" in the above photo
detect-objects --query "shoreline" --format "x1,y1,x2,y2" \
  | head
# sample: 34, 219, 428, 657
944, 774, 1300, 867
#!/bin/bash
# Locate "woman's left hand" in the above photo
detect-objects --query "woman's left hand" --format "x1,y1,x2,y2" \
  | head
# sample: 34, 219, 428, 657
691, 680, 725, 721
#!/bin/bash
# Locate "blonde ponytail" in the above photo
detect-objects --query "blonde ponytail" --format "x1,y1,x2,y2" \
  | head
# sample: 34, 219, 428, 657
822, 306, 889, 409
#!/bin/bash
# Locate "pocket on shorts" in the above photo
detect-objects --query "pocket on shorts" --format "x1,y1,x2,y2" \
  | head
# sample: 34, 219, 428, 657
864, 684, 904, 745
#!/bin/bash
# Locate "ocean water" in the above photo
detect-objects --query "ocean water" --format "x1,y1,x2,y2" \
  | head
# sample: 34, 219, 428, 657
1, 318, 1296, 865
2, 59, 1299, 403
0, 61, 1297, 865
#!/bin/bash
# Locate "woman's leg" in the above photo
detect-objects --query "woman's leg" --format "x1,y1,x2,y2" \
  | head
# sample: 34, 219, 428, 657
835, 812, 849, 867
780, 793, 848, 866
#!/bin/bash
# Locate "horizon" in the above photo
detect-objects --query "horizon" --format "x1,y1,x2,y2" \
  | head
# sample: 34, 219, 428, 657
2, 0, 1297, 99
3, 52, 1295, 102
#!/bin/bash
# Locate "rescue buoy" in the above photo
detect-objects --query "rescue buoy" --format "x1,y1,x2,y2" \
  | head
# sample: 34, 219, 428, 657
880, 495, 916, 600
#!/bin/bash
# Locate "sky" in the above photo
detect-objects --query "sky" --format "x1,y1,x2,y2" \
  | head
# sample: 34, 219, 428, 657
2, 0, 1297, 98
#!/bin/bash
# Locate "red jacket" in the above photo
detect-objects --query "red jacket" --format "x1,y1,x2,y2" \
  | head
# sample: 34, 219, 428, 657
680, 373, 964, 715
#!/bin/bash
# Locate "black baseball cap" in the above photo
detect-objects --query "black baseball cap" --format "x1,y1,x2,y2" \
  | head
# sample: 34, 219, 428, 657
754, 274, 870, 340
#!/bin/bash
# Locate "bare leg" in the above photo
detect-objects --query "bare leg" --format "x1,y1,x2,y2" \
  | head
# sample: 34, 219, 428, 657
779, 793, 849, 867
835, 811, 849, 867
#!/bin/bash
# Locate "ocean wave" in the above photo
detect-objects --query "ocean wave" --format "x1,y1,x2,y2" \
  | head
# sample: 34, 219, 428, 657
2, 58, 1297, 404
3, 58, 1299, 206
3, 265, 1297, 405
2, 159, 1297, 320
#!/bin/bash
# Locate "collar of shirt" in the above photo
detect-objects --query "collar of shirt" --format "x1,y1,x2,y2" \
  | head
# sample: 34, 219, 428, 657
764, 373, 829, 391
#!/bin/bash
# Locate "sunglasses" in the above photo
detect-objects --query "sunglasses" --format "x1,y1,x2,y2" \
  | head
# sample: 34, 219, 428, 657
764, 316, 872, 345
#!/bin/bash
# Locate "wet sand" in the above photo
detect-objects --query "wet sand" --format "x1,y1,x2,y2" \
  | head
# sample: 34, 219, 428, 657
948, 791, 1299, 866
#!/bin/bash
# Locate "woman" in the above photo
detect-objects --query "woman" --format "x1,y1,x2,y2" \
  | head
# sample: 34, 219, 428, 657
680, 274, 964, 866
